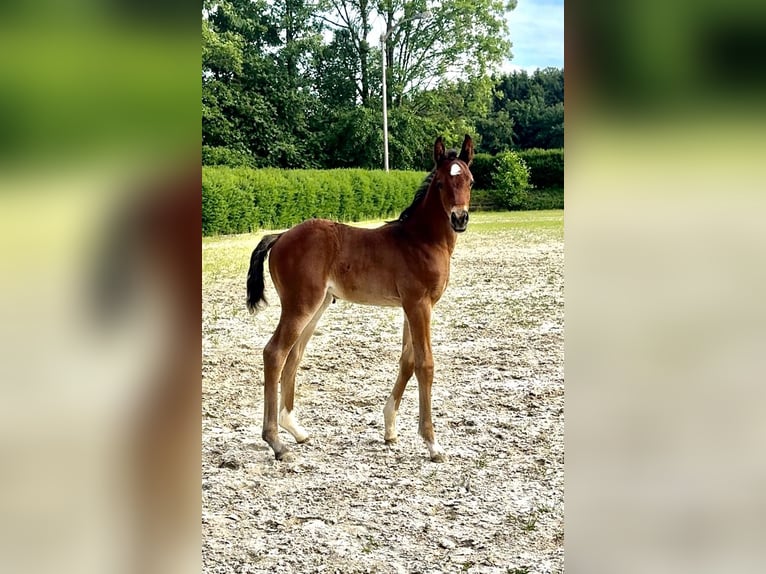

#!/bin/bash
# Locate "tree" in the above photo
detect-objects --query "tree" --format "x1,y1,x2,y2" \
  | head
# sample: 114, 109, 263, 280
381, 1, 513, 103
313, 0, 377, 106
202, 0, 325, 167
201, 1, 562, 170
476, 68, 564, 152
315, 0, 514, 106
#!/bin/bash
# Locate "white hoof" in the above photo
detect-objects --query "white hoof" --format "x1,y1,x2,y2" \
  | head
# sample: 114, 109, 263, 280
383, 396, 398, 444
279, 408, 310, 443
427, 441, 447, 463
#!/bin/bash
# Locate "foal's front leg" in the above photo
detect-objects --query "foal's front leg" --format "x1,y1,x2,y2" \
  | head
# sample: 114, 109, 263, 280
404, 299, 446, 462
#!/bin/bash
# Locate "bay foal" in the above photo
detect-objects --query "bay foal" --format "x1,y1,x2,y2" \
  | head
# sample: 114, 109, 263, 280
247, 135, 474, 462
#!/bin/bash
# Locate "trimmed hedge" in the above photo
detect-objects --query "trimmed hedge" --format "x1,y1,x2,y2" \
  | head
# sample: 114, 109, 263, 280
518, 148, 564, 189
202, 154, 565, 235
522, 186, 564, 210
471, 148, 564, 191
202, 167, 427, 235
473, 187, 563, 211
470, 153, 496, 191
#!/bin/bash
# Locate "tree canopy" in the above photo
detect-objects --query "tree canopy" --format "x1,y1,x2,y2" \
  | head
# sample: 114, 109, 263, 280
202, 1, 563, 170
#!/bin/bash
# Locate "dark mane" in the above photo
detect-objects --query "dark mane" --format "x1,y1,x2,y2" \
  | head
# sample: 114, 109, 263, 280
395, 150, 458, 222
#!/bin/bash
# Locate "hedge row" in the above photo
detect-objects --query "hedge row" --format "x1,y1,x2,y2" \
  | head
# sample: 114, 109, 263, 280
519, 148, 565, 189
203, 167, 427, 235
471, 187, 564, 211
472, 148, 563, 190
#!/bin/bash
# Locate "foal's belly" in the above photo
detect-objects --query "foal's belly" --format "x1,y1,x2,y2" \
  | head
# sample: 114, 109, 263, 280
326, 279, 401, 307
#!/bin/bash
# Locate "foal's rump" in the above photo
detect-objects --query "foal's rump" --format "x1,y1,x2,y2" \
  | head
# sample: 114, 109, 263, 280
266, 219, 342, 310
267, 218, 404, 309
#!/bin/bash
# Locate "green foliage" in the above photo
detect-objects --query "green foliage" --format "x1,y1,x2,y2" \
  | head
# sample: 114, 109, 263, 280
506, 98, 564, 149
479, 68, 565, 153
522, 187, 564, 210
202, 166, 427, 235
382, 1, 512, 104
202, 145, 256, 168
470, 153, 496, 191
469, 189, 503, 211
202, 16, 243, 77
470, 187, 563, 211
470, 149, 563, 200
517, 148, 564, 189
201, 1, 555, 172
493, 151, 530, 209
201, 177, 228, 236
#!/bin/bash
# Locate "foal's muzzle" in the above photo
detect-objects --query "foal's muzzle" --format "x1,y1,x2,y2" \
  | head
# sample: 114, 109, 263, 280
450, 209, 469, 232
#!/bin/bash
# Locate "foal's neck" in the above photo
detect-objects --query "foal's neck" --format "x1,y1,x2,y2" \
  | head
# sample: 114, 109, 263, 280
405, 183, 457, 253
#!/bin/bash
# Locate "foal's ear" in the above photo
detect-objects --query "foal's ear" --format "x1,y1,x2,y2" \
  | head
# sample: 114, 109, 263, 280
433, 136, 446, 165
458, 134, 474, 166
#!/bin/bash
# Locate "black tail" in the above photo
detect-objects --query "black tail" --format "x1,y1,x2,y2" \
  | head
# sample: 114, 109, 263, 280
246, 233, 282, 313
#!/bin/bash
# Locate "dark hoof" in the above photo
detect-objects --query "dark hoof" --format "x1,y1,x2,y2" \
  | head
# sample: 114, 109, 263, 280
384, 437, 398, 445
296, 435, 311, 444
274, 450, 295, 462
430, 452, 447, 463
274, 448, 294, 462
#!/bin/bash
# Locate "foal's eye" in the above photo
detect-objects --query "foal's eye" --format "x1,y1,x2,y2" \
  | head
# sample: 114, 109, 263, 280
469, 180, 474, 188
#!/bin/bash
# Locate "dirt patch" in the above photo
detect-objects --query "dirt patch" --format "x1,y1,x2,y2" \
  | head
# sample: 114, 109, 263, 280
203, 217, 563, 573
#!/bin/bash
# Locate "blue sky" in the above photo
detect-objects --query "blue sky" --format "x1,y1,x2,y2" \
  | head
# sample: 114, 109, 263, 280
504, 0, 564, 72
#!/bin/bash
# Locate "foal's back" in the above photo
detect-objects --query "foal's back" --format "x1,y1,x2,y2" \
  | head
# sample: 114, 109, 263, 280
267, 218, 449, 309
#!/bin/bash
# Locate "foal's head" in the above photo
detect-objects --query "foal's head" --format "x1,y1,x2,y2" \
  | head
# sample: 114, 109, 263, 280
432, 135, 475, 233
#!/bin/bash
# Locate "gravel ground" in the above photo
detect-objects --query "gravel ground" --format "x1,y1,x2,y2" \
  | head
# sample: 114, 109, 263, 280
202, 212, 564, 573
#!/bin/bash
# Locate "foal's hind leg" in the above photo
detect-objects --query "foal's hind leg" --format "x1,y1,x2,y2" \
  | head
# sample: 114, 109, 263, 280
278, 292, 333, 443
262, 297, 326, 461
383, 317, 414, 444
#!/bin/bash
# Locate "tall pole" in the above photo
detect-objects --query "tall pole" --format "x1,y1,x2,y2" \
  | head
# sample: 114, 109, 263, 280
381, 33, 389, 172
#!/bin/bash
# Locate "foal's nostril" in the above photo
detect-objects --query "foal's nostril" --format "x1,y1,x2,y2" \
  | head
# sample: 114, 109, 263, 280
451, 210, 469, 231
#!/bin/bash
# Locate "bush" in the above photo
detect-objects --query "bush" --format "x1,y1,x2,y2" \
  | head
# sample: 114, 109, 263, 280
470, 148, 563, 194
517, 148, 564, 189
202, 145, 256, 168
493, 151, 530, 209
202, 167, 427, 235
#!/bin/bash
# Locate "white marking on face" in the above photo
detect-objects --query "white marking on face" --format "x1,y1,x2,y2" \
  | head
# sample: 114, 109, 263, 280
450, 163, 462, 176
279, 407, 309, 442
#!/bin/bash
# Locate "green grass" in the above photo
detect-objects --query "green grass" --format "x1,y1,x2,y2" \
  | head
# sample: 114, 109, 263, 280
467, 210, 563, 235
202, 210, 564, 281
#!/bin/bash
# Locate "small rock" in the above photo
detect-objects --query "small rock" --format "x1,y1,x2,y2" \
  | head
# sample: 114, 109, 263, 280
219, 451, 240, 469
439, 537, 457, 549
